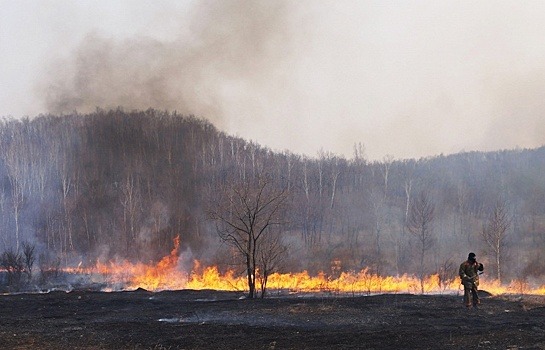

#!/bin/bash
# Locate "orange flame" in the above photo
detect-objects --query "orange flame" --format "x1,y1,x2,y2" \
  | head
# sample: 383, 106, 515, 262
67, 237, 545, 296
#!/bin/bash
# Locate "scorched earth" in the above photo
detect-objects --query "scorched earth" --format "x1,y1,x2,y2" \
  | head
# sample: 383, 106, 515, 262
1, 289, 545, 349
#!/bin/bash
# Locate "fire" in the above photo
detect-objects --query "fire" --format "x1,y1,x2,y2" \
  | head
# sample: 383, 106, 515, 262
69, 237, 545, 296
186, 265, 247, 291
126, 236, 183, 290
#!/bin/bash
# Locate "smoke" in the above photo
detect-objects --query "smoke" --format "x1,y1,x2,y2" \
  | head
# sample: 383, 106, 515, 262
30, 0, 545, 160
40, 0, 294, 132
482, 69, 545, 151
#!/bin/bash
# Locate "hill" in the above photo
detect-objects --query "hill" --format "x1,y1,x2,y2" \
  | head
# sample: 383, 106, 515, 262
1, 109, 545, 287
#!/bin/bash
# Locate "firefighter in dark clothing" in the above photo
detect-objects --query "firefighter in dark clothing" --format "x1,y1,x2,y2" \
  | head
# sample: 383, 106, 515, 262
459, 252, 484, 308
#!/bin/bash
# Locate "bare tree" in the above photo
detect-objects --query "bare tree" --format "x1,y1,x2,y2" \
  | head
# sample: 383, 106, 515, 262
38, 252, 62, 285
369, 189, 386, 269
209, 173, 288, 298
22, 241, 36, 282
120, 172, 142, 256
407, 190, 435, 293
456, 184, 471, 244
437, 259, 455, 293
481, 199, 511, 282
257, 229, 288, 298
381, 154, 394, 199
1, 249, 24, 288
5, 144, 26, 252
328, 155, 343, 209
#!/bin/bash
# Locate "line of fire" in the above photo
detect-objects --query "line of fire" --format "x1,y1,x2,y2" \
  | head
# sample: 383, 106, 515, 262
62, 235, 545, 296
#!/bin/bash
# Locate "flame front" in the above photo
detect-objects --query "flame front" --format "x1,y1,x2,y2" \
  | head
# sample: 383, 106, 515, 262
70, 237, 545, 296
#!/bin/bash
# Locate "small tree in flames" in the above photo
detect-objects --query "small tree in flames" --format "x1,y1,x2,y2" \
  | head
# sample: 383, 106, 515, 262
209, 173, 288, 298
257, 229, 288, 298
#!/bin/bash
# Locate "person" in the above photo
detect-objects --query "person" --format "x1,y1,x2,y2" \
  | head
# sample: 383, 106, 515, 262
459, 252, 484, 308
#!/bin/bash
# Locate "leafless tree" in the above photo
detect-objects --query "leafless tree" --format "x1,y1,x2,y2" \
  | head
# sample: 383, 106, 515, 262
1, 249, 24, 288
38, 252, 62, 285
381, 154, 394, 199
257, 229, 288, 298
5, 146, 26, 252
330, 157, 341, 209
481, 199, 511, 282
456, 184, 471, 244
209, 173, 288, 298
407, 190, 435, 293
22, 241, 36, 282
369, 189, 386, 267
120, 172, 142, 256
437, 259, 455, 292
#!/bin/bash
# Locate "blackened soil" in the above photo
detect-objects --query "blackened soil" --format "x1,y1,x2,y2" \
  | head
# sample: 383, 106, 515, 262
1, 289, 545, 349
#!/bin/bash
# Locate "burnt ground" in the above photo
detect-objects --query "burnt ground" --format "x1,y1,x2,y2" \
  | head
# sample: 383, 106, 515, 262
1, 289, 545, 350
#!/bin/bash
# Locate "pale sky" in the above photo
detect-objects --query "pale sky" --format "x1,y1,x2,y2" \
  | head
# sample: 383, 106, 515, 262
2, 0, 545, 160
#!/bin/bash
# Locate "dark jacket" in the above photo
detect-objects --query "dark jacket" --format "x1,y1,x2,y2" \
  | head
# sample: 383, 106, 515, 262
459, 260, 484, 286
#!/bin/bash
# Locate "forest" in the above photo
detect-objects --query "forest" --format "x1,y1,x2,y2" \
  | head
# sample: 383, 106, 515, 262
1, 109, 545, 291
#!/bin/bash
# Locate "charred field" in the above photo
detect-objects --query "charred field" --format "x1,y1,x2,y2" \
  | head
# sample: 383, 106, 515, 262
1, 289, 545, 350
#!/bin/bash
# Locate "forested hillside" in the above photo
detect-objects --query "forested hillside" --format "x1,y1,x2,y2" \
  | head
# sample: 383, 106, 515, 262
1, 109, 545, 284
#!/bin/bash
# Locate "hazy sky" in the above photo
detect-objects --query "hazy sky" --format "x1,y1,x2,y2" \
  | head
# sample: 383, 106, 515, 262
2, 0, 545, 160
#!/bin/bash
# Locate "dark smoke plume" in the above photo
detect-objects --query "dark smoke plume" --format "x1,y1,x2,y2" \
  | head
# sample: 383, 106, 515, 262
41, 0, 293, 130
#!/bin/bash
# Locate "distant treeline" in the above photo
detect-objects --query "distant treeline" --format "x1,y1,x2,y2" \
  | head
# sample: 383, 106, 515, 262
1, 109, 544, 282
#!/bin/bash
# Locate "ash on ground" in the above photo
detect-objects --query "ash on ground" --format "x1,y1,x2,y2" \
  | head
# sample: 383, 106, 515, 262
1, 289, 544, 349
